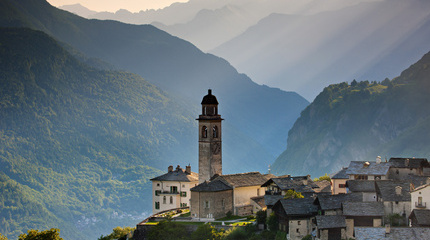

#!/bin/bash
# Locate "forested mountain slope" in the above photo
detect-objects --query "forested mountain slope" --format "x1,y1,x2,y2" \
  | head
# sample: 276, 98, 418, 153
0, 0, 309, 166
0, 27, 193, 240
272, 51, 430, 177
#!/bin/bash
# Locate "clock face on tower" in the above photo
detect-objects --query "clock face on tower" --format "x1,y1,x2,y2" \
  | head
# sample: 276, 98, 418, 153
212, 142, 221, 155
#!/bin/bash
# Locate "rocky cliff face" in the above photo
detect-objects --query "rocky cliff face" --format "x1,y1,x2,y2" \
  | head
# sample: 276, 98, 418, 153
272, 51, 430, 177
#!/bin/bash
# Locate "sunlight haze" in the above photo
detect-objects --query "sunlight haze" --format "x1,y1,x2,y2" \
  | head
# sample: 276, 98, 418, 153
47, 0, 188, 12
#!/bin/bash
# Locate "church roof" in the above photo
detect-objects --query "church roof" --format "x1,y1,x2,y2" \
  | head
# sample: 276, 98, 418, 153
216, 172, 268, 188
190, 179, 232, 192
150, 166, 198, 182
201, 89, 218, 105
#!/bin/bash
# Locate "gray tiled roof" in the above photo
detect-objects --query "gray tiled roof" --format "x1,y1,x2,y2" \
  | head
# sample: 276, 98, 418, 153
343, 202, 384, 216
262, 176, 319, 193
313, 180, 332, 193
346, 180, 376, 192
409, 209, 430, 226
403, 175, 429, 189
375, 180, 410, 202
355, 227, 430, 240
346, 161, 390, 176
216, 172, 268, 188
150, 167, 198, 182
264, 195, 283, 206
389, 158, 428, 168
278, 197, 318, 216
316, 193, 362, 211
316, 215, 346, 229
332, 168, 349, 179
190, 179, 232, 192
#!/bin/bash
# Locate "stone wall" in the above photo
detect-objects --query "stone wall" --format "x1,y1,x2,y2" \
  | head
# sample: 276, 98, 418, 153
191, 190, 233, 219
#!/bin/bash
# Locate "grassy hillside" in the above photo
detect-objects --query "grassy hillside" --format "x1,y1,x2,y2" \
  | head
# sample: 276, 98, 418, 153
272, 51, 430, 177
0, 27, 197, 240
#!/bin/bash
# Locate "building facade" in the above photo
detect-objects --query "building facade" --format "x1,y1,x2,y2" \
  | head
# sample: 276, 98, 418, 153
150, 165, 198, 214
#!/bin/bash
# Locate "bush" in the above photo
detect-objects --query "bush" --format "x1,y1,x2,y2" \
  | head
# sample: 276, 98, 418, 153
256, 210, 267, 225
267, 213, 278, 232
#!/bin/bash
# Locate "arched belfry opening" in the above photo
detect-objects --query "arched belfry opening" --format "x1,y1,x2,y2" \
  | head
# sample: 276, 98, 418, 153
197, 89, 223, 183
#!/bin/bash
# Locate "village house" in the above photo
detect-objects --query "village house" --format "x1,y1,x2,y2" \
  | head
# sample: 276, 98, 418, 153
410, 183, 430, 212
261, 175, 330, 198
331, 167, 348, 195
346, 180, 377, 202
375, 180, 411, 224
388, 158, 430, 180
409, 209, 430, 227
314, 193, 361, 216
343, 201, 384, 238
150, 165, 198, 214
315, 215, 347, 240
272, 198, 318, 240
345, 159, 390, 180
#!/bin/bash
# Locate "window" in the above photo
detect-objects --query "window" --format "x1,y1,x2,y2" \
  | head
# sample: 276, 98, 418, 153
205, 201, 210, 208
155, 190, 161, 196
355, 175, 368, 180
170, 196, 173, 204
157, 183, 160, 187
180, 192, 187, 197
202, 126, 208, 138
155, 202, 160, 209
213, 126, 218, 138
339, 184, 346, 188
181, 203, 187, 207
170, 186, 178, 193
296, 229, 300, 233
419, 196, 423, 205
163, 196, 166, 204
257, 188, 260, 196
182, 184, 185, 188
298, 221, 301, 225
222, 199, 225, 208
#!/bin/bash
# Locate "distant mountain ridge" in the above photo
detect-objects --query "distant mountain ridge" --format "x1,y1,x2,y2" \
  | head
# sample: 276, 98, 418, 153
272, 50, 430, 177
0, 0, 309, 165
212, 0, 430, 100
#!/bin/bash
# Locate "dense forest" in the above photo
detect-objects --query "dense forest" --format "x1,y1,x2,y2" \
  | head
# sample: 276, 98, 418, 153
0, 27, 198, 239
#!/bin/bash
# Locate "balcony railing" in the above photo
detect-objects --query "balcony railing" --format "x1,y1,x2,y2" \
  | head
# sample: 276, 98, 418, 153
155, 190, 179, 196
415, 202, 426, 208
265, 190, 281, 195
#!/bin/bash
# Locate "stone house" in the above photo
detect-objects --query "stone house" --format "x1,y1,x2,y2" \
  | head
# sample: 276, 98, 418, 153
190, 179, 233, 219
375, 180, 411, 224
346, 161, 390, 180
315, 215, 347, 240
388, 158, 430, 180
272, 198, 318, 240
346, 180, 377, 202
342, 201, 384, 238
150, 165, 198, 214
409, 209, 430, 227
190, 172, 269, 218
314, 193, 361, 216
331, 167, 348, 195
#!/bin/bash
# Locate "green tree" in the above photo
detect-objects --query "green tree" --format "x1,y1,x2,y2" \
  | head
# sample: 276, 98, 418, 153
351, 79, 357, 87
147, 220, 188, 240
98, 226, 135, 240
314, 173, 331, 182
256, 210, 267, 225
0, 233, 8, 240
283, 190, 304, 199
190, 224, 224, 240
18, 229, 63, 240
266, 213, 278, 232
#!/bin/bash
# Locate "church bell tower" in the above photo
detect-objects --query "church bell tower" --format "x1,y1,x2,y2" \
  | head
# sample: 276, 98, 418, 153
197, 89, 223, 183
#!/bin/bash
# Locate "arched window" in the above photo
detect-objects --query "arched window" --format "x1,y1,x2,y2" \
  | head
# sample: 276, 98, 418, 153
202, 126, 208, 138
170, 196, 173, 204
213, 126, 218, 138
163, 196, 166, 204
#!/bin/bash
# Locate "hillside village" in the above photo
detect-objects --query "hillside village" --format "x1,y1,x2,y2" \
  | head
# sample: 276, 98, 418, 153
135, 90, 430, 240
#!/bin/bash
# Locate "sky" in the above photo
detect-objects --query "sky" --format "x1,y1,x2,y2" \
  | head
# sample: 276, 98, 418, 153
47, 0, 188, 12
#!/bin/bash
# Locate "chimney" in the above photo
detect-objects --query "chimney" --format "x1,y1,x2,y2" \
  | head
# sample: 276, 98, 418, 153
364, 162, 370, 167
405, 158, 410, 166
395, 186, 402, 195
176, 165, 181, 171
186, 165, 191, 174
376, 156, 381, 164
168, 165, 173, 172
